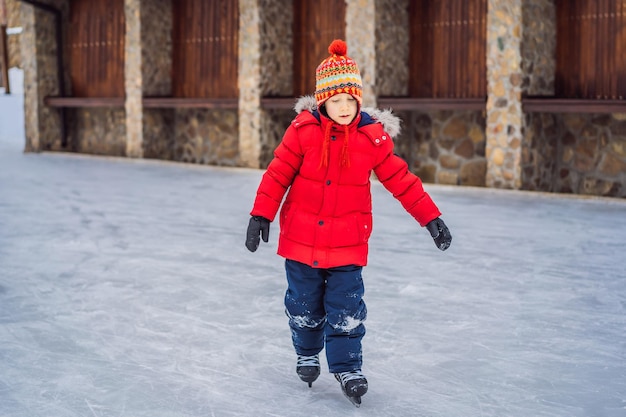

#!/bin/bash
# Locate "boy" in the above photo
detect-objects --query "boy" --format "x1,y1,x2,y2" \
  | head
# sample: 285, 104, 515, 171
245, 40, 451, 406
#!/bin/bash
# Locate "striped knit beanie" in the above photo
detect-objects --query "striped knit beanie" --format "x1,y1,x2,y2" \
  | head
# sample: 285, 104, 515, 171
315, 39, 363, 107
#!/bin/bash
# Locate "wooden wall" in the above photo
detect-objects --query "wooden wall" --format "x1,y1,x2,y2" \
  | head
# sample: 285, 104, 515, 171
556, 0, 626, 99
292, 0, 346, 97
64, 0, 624, 102
172, 0, 239, 98
409, 0, 487, 99
68, 0, 125, 97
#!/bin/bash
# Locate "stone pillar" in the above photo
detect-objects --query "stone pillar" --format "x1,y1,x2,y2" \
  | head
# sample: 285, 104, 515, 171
140, 0, 174, 160
20, 4, 36, 150
346, 0, 376, 108
21, 2, 63, 152
6, 0, 21, 69
485, 0, 524, 189
124, 0, 143, 158
238, 0, 261, 168
520, 0, 557, 191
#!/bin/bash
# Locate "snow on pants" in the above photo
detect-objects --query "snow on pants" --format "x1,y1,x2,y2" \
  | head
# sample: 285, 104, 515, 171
284, 259, 367, 373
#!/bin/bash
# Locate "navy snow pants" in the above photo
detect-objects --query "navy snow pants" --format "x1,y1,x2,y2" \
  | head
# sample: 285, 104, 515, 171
284, 259, 367, 373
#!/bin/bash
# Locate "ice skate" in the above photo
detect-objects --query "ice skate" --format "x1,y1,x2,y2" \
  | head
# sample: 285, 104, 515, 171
335, 370, 368, 407
296, 354, 320, 387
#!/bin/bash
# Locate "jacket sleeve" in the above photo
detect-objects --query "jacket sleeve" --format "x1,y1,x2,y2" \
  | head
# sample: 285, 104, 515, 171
373, 139, 441, 227
250, 124, 303, 222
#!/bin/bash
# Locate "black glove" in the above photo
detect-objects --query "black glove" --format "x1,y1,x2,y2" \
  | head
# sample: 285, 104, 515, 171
245, 216, 270, 252
426, 217, 452, 251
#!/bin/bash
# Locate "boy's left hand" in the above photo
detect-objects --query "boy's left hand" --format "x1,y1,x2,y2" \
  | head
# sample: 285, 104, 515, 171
426, 217, 452, 251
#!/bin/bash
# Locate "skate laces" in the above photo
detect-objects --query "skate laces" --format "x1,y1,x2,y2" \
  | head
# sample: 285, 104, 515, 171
297, 355, 320, 367
336, 370, 366, 384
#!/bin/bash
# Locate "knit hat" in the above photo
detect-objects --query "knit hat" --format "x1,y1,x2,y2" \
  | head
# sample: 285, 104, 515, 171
314, 39, 363, 107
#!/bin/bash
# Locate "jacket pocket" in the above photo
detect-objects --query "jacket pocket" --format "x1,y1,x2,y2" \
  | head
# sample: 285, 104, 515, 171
279, 203, 293, 235
280, 204, 317, 246
329, 213, 372, 248
358, 213, 373, 243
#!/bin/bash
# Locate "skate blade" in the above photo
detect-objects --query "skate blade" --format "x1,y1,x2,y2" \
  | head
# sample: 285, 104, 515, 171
345, 394, 361, 407
340, 387, 362, 407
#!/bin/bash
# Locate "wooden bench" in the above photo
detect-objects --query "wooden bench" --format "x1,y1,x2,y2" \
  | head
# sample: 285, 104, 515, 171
44, 97, 239, 109
45, 96, 626, 114
522, 98, 626, 113
377, 97, 485, 111
260, 97, 487, 111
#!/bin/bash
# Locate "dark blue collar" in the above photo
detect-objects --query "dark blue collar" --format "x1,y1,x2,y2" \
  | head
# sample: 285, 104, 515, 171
358, 111, 375, 128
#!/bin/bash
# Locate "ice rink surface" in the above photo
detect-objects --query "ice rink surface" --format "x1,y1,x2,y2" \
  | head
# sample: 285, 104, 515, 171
1, 80, 625, 416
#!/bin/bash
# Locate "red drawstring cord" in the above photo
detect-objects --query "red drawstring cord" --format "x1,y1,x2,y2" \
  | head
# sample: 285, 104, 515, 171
319, 121, 333, 168
319, 122, 351, 168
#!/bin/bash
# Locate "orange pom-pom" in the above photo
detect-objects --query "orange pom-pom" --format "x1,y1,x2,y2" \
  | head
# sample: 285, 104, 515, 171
328, 39, 347, 56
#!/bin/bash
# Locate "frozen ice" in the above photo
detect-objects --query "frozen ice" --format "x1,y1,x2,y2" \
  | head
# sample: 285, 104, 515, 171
1, 73, 625, 416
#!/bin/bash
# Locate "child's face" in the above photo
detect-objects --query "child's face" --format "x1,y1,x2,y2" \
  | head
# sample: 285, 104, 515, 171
324, 93, 358, 125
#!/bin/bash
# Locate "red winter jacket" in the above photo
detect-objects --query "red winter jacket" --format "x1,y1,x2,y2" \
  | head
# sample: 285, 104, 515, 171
250, 96, 441, 268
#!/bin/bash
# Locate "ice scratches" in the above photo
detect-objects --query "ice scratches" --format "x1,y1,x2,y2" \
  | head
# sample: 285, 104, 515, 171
2, 101, 626, 417
85, 399, 104, 417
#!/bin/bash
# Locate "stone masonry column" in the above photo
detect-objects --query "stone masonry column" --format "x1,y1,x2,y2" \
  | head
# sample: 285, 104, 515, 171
238, 0, 261, 168
21, 3, 40, 151
485, 0, 524, 189
124, 0, 142, 158
20, 1, 64, 152
346, 0, 376, 108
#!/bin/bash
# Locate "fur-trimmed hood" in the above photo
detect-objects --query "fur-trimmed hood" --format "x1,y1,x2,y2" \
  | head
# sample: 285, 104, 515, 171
293, 95, 401, 139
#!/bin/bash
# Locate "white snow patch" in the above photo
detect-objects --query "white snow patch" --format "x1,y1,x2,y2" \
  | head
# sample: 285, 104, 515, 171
332, 315, 364, 332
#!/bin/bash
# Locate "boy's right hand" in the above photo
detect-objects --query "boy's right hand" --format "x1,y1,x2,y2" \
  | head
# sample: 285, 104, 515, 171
245, 216, 270, 252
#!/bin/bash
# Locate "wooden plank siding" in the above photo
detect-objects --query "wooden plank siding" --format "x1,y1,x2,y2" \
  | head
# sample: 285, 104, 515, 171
68, 0, 125, 98
409, 0, 487, 99
555, 0, 626, 99
292, 0, 346, 97
172, 0, 239, 99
